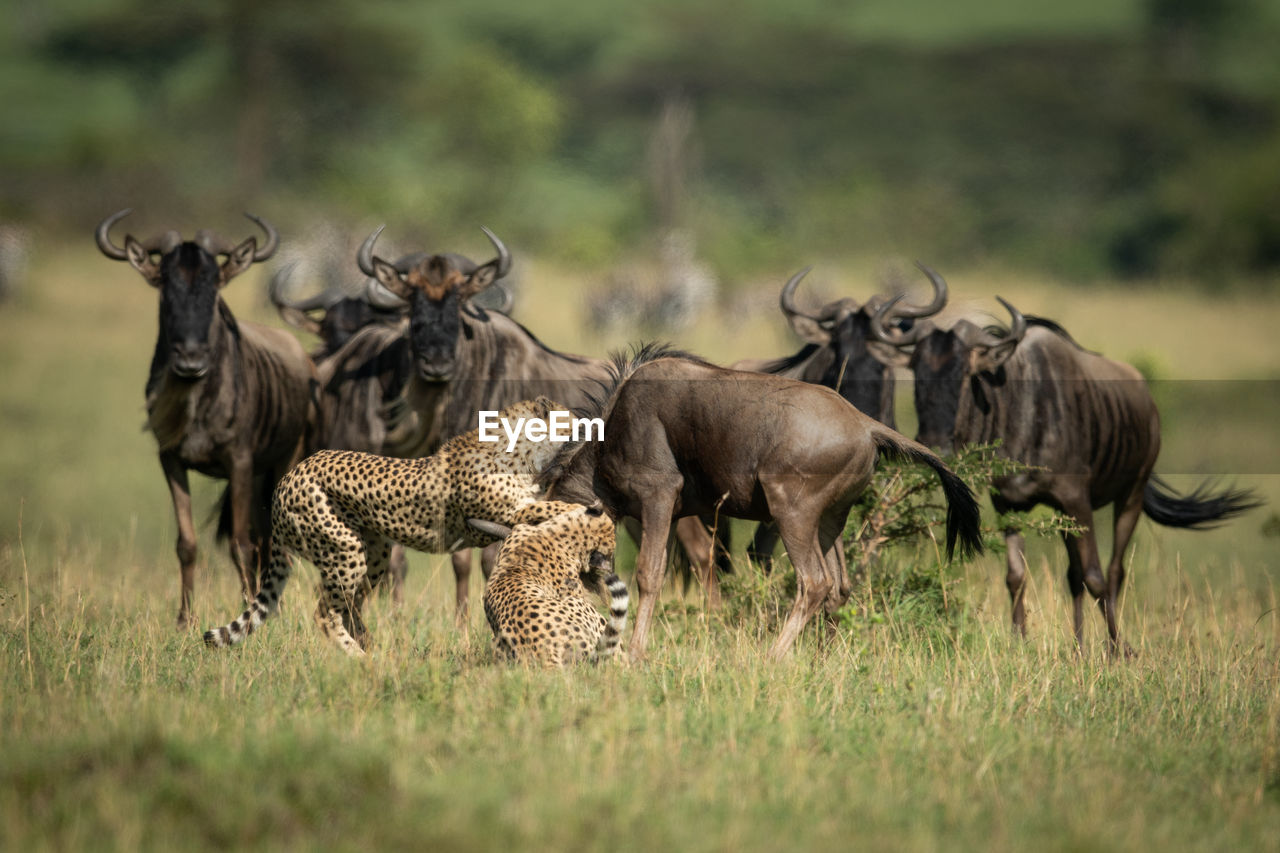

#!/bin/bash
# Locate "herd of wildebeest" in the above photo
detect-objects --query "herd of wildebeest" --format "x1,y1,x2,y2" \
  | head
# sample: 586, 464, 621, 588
93, 209, 1261, 665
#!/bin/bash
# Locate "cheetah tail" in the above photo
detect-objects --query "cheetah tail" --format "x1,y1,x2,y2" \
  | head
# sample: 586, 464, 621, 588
203, 540, 293, 649
597, 572, 629, 656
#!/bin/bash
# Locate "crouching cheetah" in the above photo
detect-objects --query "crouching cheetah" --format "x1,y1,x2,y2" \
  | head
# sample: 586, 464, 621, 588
470, 500, 628, 667
204, 398, 565, 656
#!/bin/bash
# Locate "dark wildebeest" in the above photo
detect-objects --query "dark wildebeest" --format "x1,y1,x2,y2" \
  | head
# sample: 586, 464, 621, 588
269, 259, 513, 362
95, 209, 318, 627
871, 292, 1261, 653
727, 264, 948, 567
270, 269, 407, 360
315, 226, 716, 618
540, 345, 984, 659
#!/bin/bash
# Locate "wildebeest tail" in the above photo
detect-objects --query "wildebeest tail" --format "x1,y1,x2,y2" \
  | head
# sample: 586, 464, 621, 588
1143, 476, 1262, 529
212, 475, 274, 545
871, 428, 984, 561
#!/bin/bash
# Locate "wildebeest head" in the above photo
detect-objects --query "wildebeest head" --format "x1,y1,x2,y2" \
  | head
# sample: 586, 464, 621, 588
96, 208, 278, 380
872, 291, 1026, 453
269, 263, 407, 356
778, 263, 947, 417
359, 226, 512, 383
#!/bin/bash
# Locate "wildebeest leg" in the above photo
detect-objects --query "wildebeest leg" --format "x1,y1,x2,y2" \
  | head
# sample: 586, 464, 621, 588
480, 541, 500, 579
770, 515, 834, 659
1005, 529, 1029, 637
820, 527, 852, 617
748, 523, 781, 573
226, 452, 260, 602
1060, 500, 1104, 651
387, 544, 407, 606
160, 453, 198, 629
625, 516, 718, 608
675, 516, 720, 609
628, 490, 680, 660
356, 531, 393, 650
1104, 486, 1146, 658
451, 549, 474, 626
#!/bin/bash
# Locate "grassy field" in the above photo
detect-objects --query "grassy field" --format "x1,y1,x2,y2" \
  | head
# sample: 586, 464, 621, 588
2, 242, 1279, 850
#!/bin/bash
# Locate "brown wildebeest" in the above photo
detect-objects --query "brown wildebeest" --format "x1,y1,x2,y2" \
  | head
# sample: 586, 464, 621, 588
95, 209, 318, 628
871, 292, 1262, 654
540, 345, 984, 658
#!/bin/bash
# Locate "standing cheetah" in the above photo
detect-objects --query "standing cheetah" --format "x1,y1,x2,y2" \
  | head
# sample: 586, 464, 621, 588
204, 397, 565, 655
472, 500, 628, 667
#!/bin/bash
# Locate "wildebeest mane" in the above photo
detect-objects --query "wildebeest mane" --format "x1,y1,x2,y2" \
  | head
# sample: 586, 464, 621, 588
982, 313, 1097, 355
536, 341, 709, 489
755, 343, 822, 377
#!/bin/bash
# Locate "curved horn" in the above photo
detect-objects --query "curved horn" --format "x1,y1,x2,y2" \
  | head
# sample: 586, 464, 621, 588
267, 262, 342, 312
869, 294, 929, 347
356, 225, 386, 277
779, 266, 819, 321
468, 518, 512, 540
968, 296, 1028, 349
144, 230, 182, 255
192, 228, 235, 256
244, 213, 279, 261
94, 208, 133, 260
889, 261, 948, 319
995, 296, 1026, 344
365, 276, 408, 310
479, 225, 512, 279
488, 282, 514, 314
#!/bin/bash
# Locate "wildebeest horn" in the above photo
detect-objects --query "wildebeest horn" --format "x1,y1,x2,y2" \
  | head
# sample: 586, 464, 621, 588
95, 208, 134, 260
143, 230, 182, 255
96, 209, 180, 258
365, 276, 408, 310
244, 213, 279, 261
869, 294, 928, 347
190, 214, 276, 261
488, 283, 514, 314
969, 296, 1028, 349
356, 225, 386, 277
995, 296, 1026, 344
468, 518, 512, 540
890, 261, 949, 319
480, 226, 512, 279
268, 263, 342, 312
193, 228, 233, 255
778, 266, 819, 322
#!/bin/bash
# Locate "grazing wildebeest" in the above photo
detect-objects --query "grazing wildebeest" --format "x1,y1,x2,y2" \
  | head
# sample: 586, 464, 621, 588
314, 226, 716, 618
728, 264, 949, 567
871, 292, 1262, 653
95, 209, 317, 628
540, 345, 984, 659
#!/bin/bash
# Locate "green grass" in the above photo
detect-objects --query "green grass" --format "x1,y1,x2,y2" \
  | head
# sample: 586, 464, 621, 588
2, 243, 1279, 850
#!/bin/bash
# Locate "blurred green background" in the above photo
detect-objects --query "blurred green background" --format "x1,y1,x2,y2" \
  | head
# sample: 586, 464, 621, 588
4, 0, 1280, 282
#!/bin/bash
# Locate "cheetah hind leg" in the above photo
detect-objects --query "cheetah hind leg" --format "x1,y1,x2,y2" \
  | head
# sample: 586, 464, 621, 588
313, 538, 376, 657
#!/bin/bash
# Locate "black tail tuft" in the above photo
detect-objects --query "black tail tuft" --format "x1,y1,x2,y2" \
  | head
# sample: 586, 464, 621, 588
1143, 476, 1263, 529
873, 432, 984, 561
